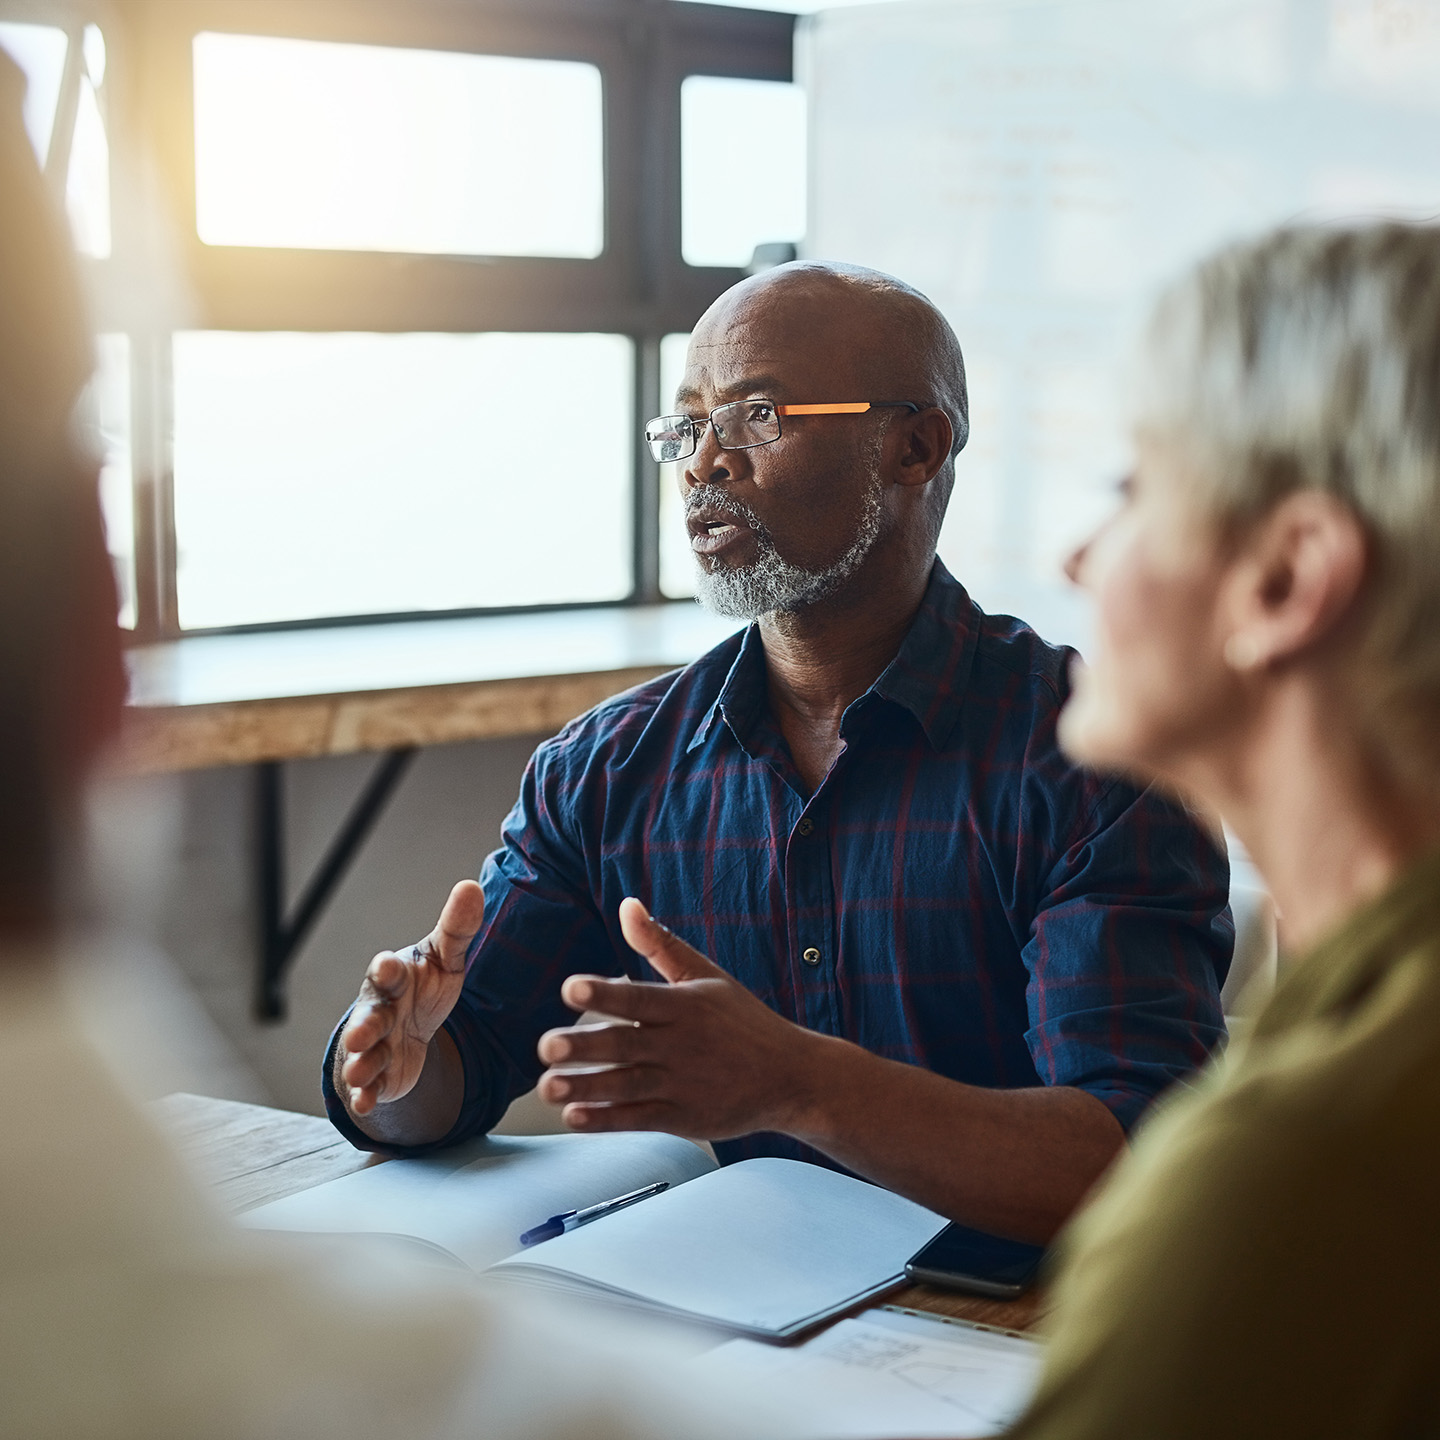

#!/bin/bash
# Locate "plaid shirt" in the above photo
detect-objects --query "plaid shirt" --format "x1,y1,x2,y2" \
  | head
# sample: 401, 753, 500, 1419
324, 561, 1231, 1165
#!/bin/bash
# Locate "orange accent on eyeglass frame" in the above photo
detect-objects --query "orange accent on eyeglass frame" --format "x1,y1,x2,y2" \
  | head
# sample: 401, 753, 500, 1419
775, 402, 875, 415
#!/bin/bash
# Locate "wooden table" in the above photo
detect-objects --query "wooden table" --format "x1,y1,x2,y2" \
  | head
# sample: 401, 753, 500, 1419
120, 603, 740, 774
156, 1093, 1047, 1335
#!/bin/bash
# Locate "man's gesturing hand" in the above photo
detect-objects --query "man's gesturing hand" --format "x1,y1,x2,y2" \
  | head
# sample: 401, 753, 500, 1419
338, 880, 483, 1117
535, 897, 826, 1141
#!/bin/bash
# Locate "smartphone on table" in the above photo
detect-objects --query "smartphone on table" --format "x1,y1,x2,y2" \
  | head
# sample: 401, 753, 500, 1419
904, 1223, 1046, 1299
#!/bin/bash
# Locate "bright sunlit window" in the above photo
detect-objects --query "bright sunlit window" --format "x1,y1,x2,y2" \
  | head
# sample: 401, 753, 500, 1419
0, 21, 67, 162
674, 0, 905, 8
173, 331, 632, 629
193, 33, 605, 258
10, 4, 793, 638
88, 334, 135, 629
67, 24, 110, 258
682, 75, 805, 266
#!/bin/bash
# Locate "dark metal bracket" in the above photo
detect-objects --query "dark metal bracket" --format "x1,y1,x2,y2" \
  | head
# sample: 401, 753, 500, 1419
255, 748, 417, 1021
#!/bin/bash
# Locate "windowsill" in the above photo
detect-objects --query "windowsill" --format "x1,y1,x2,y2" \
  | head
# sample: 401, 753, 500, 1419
117, 601, 737, 775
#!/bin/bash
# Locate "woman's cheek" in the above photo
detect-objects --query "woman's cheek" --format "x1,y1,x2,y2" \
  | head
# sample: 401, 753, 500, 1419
1062, 527, 1186, 772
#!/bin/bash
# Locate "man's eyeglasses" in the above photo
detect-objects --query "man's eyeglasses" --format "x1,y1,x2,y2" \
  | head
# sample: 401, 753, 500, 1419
644, 399, 922, 464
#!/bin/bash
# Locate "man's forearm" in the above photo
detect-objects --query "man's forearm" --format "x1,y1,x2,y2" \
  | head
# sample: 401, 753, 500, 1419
782, 1033, 1126, 1244
333, 1028, 466, 1148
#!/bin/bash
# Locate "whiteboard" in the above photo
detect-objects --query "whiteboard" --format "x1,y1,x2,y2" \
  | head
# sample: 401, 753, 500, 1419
802, 0, 1440, 647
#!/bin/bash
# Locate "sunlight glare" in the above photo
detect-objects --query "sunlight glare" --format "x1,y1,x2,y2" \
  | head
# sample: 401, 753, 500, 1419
193, 33, 604, 258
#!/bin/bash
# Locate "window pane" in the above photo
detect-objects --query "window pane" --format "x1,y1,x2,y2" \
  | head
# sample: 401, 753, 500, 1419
173, 332, 632, 629
86, 334, 135, 630
659, 331, 696, 598
682, 76, 805, 267
674, 0, 907, 8
193, 33, 604, 258
67, 55, 111, 258
0, 22, 68, 163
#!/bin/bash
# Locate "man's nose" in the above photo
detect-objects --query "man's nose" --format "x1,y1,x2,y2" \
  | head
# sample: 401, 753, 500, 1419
681, 421, 733, 490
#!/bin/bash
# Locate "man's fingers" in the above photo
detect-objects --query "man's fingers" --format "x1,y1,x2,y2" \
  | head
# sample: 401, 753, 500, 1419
340, 1038, 391, 1091
617, 897, 724, 985
363, 951, 411, 1001
538, 1062, 664, 1107
561, 1101, 674, 1134
561, 972, 678, 1023
341, 998, 395, 1056
347, 1080, 383, 1116
537, 1020, 655, 1067
428, 879, 485, 974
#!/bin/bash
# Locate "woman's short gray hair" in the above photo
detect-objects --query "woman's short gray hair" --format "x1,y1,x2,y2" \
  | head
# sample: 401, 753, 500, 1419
1135, 223, 1440, 765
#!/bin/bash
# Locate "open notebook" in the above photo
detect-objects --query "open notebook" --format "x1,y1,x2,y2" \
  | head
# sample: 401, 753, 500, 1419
243, 1132, 947, 1340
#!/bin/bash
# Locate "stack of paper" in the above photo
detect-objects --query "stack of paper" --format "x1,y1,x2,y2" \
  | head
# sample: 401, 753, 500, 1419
691, 1306, 1044, 1438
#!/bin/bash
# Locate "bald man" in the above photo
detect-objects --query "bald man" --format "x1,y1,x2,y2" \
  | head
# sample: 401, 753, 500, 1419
326, 264, 1232, 1242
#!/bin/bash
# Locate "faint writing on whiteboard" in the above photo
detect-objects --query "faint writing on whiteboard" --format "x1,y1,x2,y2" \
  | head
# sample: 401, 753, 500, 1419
808, 0, 1440, 646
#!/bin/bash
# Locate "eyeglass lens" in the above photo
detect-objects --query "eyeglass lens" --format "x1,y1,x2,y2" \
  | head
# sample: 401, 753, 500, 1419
644, 416, 695, 463
644, 399, 783, 462
711, 399, 780, 449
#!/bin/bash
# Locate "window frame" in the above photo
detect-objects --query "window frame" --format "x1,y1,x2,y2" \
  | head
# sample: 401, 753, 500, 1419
7, 0, 794, 640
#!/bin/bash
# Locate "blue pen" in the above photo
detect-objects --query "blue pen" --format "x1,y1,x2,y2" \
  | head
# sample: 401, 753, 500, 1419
519, 1181, 670, 1247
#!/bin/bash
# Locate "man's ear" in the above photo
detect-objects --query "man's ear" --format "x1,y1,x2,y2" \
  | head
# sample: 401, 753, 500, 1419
892, 408, 955, 489
1220, 490, 1368, 672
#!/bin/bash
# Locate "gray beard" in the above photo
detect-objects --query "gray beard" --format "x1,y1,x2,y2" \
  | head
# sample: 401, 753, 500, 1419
689, 458, 887, 621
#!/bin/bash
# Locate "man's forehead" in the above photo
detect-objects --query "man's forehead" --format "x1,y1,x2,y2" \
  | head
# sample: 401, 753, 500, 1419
680, 304, 862, 402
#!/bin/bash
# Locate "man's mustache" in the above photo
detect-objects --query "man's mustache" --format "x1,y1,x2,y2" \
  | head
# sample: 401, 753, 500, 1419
682, 486, 774, 547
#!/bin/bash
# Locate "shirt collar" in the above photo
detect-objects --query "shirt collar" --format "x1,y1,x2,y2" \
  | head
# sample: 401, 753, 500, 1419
868, 559, 980, 750
687, 621, 768, 755
686, 560, 979, 755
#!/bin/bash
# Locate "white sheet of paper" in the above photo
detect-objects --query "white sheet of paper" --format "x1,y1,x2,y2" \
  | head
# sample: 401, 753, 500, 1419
490, 1158, 948, 1337
691, 1307, 1043, 1438
242, 1130, 716, 1270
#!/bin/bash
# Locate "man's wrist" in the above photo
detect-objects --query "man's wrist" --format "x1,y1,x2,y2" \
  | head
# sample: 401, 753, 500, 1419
768, 1026, 865, 1144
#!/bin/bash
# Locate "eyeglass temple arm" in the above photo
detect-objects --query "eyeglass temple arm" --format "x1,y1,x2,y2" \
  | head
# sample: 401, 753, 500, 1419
776, 401, 923, 416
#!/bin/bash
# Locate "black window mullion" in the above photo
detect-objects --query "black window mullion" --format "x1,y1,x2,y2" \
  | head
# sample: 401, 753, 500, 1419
106, 0, 797, 638
127, 327, 178, 641
632, 333, 662, 604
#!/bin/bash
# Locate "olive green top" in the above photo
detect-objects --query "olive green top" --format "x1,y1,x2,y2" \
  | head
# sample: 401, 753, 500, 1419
1010, 845, 1440, 1440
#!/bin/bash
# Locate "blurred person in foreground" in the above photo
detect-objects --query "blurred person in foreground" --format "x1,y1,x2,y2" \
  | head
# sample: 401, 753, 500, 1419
0, 50, 772, 1440
1006, 224, 1440, 1438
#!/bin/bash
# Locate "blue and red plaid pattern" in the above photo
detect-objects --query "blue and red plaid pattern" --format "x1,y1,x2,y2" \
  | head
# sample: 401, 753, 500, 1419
324, 561, 1231, 1165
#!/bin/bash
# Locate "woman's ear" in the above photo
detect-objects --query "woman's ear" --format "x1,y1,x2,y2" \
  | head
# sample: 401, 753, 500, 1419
893, 408, 955, 488
1219, 490, 1368, 673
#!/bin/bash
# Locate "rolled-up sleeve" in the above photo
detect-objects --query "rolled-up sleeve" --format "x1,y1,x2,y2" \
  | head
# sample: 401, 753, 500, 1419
320, 734, 621, 1156
1021, 779, 1232, 1134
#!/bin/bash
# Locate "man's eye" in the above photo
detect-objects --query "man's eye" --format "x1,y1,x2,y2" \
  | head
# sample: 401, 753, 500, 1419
747, 403, 774, 423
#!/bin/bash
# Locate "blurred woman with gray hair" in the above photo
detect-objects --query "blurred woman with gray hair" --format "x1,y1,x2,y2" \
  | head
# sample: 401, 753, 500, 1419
1005, 224, 1440, 1438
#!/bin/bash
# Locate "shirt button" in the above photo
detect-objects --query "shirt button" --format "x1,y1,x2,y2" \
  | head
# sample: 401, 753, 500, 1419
802, 947, 822, 967
797, 817, 814, 837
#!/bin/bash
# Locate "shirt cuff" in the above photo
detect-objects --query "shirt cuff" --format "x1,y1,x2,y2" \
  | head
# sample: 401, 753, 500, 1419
320, 1006, 484, 1157
320, 1005, 392, 1153
1081, 1078, 1180, 1137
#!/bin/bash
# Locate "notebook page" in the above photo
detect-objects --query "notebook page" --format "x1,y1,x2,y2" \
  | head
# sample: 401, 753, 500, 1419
489, 1157, 948, 1335
243, 1130, 716, 1269
689, 1308, 1043, 1437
